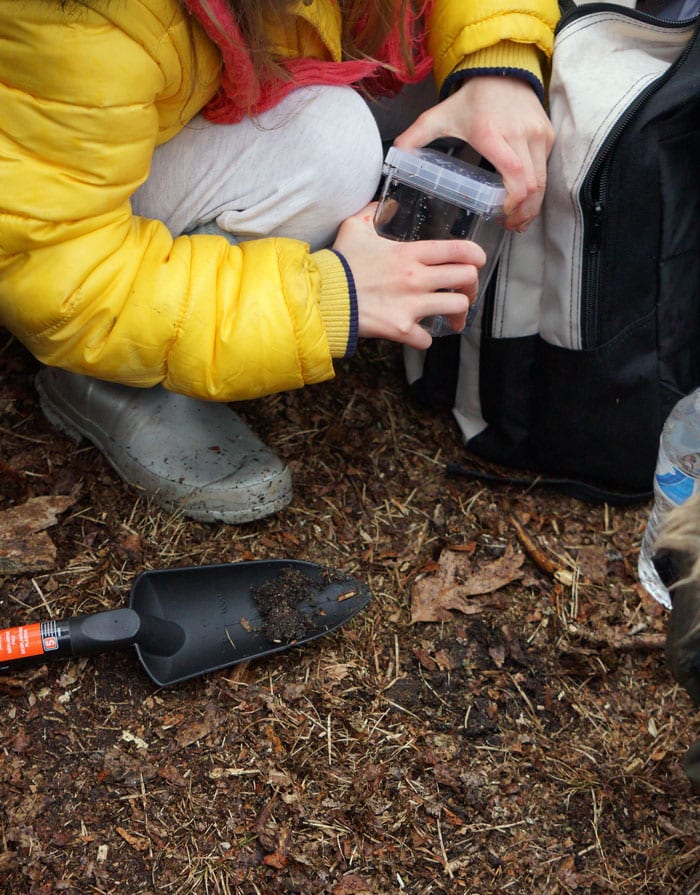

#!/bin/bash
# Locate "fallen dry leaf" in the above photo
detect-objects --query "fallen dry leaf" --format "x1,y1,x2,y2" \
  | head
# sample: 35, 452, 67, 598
173, 717, 221, 751
413, 646, 438, 671
434, 648, 456, 671
158, 764, 188, 787
320, 660, 354, 683
575, 544, 610, 584
116, 827, 150, 852
410, 544, 524, 623
332, 874, 374, 895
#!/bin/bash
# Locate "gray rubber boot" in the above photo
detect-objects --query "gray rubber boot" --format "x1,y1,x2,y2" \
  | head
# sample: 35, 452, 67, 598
35, 367, 292, 524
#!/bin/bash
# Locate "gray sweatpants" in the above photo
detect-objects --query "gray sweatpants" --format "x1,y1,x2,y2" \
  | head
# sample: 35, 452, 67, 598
132, 80, 436, 249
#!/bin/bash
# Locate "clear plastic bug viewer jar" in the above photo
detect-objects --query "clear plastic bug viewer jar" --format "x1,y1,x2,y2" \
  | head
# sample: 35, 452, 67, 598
374, 146, 507, 336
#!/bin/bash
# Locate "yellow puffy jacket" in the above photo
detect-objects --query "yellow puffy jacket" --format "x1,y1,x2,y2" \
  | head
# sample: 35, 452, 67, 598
0, 0, 558, 401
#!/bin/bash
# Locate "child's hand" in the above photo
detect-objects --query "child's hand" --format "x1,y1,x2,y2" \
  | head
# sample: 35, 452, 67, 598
395, 76, 554, 232
334, 204, 486, 350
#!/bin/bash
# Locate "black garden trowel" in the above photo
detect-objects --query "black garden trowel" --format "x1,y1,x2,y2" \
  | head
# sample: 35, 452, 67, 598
0, 560, 371, 687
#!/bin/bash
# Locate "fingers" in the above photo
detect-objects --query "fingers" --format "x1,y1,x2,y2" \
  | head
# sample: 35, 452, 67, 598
501, 136, 551, 230
399, 299, 470, 348
335, 206, 484, 348
404, 241, 484, 300
425, 269, 479, 301
410, 238, 486, 269
393, 108, 445, 152
479, 127, 541, 226
420, 288, 470, 318
434, 77, 554, 232
403, 324, 436, 351
444, 310, 469, 333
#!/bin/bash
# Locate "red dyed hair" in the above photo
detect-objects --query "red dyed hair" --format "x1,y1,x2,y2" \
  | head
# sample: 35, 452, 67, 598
185, 0, 434, 122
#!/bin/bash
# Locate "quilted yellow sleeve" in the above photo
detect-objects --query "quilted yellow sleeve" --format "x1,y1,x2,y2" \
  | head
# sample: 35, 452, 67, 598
428, 0, 560, 97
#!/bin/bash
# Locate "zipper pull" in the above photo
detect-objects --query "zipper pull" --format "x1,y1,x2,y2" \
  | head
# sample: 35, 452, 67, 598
588, 202, 604, 253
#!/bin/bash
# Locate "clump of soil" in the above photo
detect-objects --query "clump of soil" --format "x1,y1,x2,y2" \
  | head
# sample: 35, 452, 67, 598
252, 567, 320, 643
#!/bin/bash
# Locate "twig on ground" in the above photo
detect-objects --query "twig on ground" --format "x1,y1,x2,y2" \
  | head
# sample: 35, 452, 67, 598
565, 621, 665, 652
510, 512, 561, 577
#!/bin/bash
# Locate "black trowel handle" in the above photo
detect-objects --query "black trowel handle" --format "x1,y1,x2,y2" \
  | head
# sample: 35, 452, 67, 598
0, 608, 141, 673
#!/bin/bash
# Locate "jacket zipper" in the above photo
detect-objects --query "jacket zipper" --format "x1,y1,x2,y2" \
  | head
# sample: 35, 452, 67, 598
559, 5, 698, 348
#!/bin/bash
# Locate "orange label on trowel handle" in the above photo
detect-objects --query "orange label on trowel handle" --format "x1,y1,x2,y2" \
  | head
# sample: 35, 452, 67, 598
1, 623, 46, 661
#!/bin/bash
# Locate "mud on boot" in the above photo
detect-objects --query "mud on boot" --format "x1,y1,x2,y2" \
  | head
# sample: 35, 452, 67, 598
35, 366, 293, 524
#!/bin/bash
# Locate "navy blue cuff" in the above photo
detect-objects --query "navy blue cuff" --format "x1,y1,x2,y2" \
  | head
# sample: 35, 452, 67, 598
329, 249, 359, 359
441, 68, 545, 105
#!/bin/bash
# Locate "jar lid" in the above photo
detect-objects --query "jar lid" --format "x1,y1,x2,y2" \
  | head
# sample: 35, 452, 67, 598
382, 146, 507, 215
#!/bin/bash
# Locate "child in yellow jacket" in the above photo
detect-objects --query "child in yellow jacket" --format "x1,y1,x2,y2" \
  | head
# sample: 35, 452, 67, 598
0, 0, 559, 522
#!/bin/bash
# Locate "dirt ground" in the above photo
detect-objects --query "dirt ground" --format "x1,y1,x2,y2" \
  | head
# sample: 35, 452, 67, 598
0, 329, 698, 895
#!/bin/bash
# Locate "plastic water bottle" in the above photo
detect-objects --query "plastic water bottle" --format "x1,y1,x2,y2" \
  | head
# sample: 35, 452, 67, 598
638, 388, 700, 608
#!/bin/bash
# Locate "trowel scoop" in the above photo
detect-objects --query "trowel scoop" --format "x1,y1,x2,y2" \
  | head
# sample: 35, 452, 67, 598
0, 560, 371, 687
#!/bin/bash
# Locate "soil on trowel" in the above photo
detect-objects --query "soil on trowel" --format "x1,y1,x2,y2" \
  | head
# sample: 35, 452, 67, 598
251, 567, 320, 643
